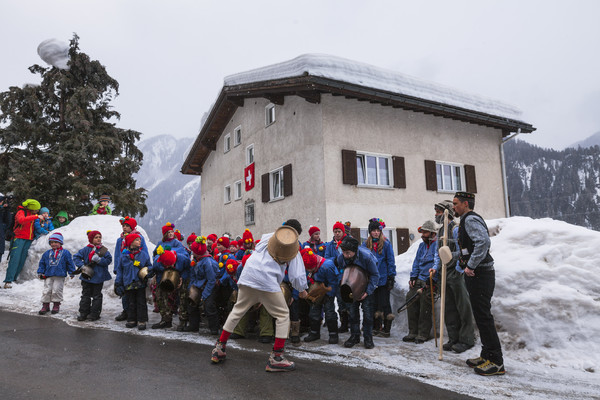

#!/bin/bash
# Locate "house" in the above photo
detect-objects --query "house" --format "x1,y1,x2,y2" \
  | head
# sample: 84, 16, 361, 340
181, 54, 535, 254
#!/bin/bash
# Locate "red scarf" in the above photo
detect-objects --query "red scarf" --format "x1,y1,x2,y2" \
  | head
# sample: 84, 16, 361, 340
87, 243, 103, 263
128, 248, 141, 260
52, 247, 63, 260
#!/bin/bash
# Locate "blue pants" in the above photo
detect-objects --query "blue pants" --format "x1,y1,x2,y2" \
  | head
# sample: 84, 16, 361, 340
348, 294, 375, 338
4, 238, 32, 283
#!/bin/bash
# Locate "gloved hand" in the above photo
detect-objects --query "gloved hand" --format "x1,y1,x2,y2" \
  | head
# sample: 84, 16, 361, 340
114, 282, 125, 297
145, 269, 155, 280
385, 276, 395, 291
91, 254, 101, 263
38, 274, 46, 280
409, 277, 417, 288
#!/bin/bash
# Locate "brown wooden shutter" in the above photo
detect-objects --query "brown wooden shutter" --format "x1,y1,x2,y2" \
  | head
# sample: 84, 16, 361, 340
342, 149, 357, 185
424, 160, 437, 191
261, 173, 269, 202
396, 228, 410, 255
464, 164, 477, 193
283, 164, 293, 197
392, 156, 406, 189
350, 228, 361, 244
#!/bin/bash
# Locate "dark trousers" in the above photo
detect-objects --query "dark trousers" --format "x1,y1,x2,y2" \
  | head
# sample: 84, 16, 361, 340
188, 289, 219, 332
308, 295, 338, 324
347, 294, 375, 338
465, 269, 503, 365
445, 268, 475, 346
127, 287, 148, 323
373, 286, 392, 316
121, 292, 129, 312
288, 295, 299, 322
79, 281, 104, 318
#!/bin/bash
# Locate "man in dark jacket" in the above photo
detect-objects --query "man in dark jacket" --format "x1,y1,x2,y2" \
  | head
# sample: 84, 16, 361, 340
453, 192, 504, 376
0, 194, 9, 262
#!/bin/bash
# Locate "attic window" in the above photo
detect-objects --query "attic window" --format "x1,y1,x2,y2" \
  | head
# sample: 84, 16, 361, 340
265, 103, 275, 126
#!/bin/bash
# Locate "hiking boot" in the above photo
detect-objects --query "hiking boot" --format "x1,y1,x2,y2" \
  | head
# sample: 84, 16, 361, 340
138, 322, 146, 331
183, 324, 199, 333
380, 314, 394, 338
4, 282, 12, 289
290, 321, 301, 346
151, 320, 172, 329
265, 350, 295, 372
303, 331, 321, 342
87, 315, 100, 321
258, 336, 272, 343
344, 334, 360, 348
39, 303, 50, 315
474, 360, 506, 376
373, 312, 383, 337
125, 321, 138, 328
452, 342, 474, 354
211, 341, 226, 363
115, 310, 128, 321
176, 321, 188, 332
414, 336, 429, 344
402, 334, 416, 342
363, 336, 375, 349
466, 356, 487, 368
443, 341, 457, 351
328, 333, 339, 344
77, 314, 88, 321
51, 302, 61, 314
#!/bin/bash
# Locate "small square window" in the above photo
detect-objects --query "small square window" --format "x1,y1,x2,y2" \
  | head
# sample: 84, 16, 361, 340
224, 133, 231, 153
245, 200, 255, 226
224, 185, 231, 204
265, 103, 275, 126
436, 161, 464, 192
234, 180, 242, 200
234, 126, 242, 147
270, 167, 284, 201
246, 144, 254, 166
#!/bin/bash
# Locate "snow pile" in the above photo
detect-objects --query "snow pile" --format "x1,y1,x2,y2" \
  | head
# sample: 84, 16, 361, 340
225, 53, 523, 121
37, 39, 70, 70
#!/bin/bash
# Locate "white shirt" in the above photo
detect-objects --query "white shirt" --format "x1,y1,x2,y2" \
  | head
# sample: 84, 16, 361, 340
238, 232, 308, 293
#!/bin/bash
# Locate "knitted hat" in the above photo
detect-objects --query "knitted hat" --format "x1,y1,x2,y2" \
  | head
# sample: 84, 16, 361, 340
241, 253, 252, 267
207, 234, 218, 242
158, 250, 177, 266
120, 216, 138, 230
48, 232, 63, 245
191, 236, 207, 255
301, 248, 323, 270
454, 191, 475, 200
242, 229, 254, 247
308, 226, 320, 236
39, 207, 50, 215
211, 242, 218, 254
229, 240, 238, 248
174, 229, 183, 241
99, 194, 111, 202
418, 220, 438, 233
333, 221, 345, 232
368, 218, 385, 233
87, 230, 102, 243
22, 199, 41, 211
344, 221, 352, 233
340, 236, 359, 253
217, 236, 230, 248
186, 233, 198, 245
162, 222, 175, 236
225, 259, 239, 276
124, 233, 141, 248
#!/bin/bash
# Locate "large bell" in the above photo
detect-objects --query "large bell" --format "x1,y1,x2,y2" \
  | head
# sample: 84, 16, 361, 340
80, 265, 95, 280
159, 269, 180, 292
340, 265, 368, 303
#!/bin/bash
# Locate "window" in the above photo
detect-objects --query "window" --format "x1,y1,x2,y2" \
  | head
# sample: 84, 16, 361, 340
246, 144, 254, 166
265, 103, 275, 126
356, 152, 392, 187
224, 133, 231, 153
234, 180, 242, 200
436, 161, 464, 192
245, 200, 255, 226
224, 185, 231, 204
270, 167, 284, 201
359, 228, 396, 254
234, 126, 242, 147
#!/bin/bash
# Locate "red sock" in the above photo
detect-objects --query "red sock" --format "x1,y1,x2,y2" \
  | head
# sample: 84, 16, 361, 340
219, 330, 231, 344
273, 338, 286, 351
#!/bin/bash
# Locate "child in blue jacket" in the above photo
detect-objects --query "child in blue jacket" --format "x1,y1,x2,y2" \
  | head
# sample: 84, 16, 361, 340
73, 230, 113, 321
187, 236, 219, 334
34, 207, 55, 239
37, 232, 76, 315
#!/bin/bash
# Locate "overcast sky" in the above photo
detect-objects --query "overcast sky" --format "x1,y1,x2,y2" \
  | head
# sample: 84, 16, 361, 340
1, 0, 599, 150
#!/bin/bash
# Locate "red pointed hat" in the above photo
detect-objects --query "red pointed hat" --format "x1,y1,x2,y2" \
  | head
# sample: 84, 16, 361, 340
158, 250, 177, 266
87, 230, 102, 243
217, 236, 230, 248
124, 233, 141, 248
191, 236, 207, 255
162, 222, 175, 236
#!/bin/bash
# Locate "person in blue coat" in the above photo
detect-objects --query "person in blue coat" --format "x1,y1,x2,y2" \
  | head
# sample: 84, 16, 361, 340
336, 236, 379, 349
151, 242, 187, 330
37, 232, 76, 315
302, 226, 326, 257
363, 218, 396, 337
73, 230, 113, 322
301, 248, 341, 344
323, 221, 350, 333
33, 207, 54, 239
115, 233, 152, 330
187, 236, 219, 334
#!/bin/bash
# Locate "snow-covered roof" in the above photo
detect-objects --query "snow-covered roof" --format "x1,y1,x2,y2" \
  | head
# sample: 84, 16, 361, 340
225, 53, 523, 122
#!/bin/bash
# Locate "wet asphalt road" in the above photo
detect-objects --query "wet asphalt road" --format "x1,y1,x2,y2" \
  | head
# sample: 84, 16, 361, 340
0, 310, 475, 400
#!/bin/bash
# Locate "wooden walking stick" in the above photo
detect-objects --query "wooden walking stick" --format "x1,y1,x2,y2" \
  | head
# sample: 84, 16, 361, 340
438, 209, 449, 361
429, 270, 437, 348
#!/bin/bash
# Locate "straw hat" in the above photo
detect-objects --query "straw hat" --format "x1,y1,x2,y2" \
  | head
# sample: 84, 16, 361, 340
268, 225, 299, 263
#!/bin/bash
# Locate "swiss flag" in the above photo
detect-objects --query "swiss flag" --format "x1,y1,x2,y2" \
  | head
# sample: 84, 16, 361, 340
244, 163, 255, 191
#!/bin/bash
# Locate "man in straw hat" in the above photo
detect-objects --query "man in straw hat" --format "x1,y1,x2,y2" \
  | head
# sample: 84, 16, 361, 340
211, 222, 308, 372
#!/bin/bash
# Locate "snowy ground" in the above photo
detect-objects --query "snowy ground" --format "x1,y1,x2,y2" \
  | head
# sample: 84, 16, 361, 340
1, 215, 599, 400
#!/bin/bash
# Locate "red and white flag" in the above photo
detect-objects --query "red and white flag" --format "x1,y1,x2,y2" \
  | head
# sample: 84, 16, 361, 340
244, 163, 255, 191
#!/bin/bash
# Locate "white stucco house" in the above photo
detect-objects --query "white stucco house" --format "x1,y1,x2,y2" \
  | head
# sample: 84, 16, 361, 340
181, 54, 535, 253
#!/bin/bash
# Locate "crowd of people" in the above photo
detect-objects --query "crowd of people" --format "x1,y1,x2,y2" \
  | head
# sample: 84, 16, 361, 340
0, 191, 504, 376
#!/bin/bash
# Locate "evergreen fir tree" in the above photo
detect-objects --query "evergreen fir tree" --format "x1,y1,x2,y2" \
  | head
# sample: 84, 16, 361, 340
0, 34, 147, 218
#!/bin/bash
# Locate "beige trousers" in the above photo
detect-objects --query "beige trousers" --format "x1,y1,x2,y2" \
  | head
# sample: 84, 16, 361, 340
41, 276, 65, 303
223, 285, 289, 339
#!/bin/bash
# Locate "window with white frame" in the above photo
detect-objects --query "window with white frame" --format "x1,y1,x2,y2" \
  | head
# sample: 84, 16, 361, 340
360, 228, 396, 254
245, 200, 255, 225
224, 185, 231, 204
265, 103, 275, 126
246, 144, 254, 166
234, 126, 242, 147
356, 152, 392, 187
436, 161, 465, 192
270, 167, 284, 201
224, 133, 231, 153
234, 180, 242, 200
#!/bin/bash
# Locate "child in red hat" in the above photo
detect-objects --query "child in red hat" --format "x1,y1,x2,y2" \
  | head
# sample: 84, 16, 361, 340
303, 226, 326, 257
324, 221, 350, 333
187, 236, 219, 334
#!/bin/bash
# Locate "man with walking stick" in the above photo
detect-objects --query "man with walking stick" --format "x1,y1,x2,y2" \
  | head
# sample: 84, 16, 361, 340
452, 192, 505, 376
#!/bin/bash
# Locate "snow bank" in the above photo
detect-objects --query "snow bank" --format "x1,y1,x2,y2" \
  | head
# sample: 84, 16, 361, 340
225, 53, 523, 121
37, 39, 70, 70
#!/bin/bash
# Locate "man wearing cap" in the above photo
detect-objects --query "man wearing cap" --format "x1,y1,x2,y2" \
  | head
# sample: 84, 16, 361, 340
336, 236, 379, 349
3, 199, 44, 288
403, 220, 438, 344
431, 200, 475, 354
452, 192, 504, 376
210, 224, 308, 372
